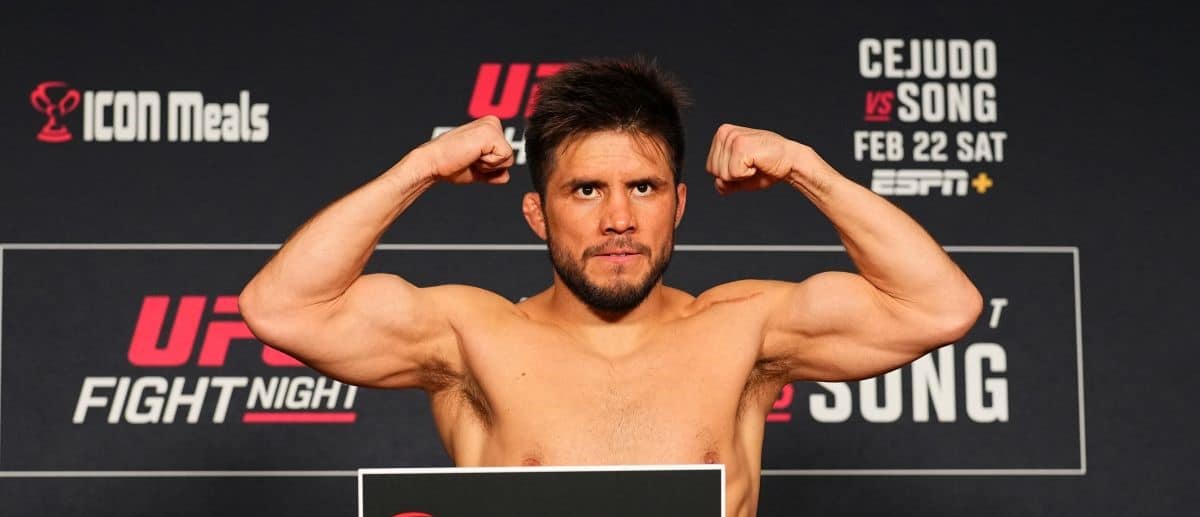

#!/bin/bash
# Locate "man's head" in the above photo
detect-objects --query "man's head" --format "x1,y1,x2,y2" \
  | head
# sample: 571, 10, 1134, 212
525, 57, 689, 196
521, 57, 690, 314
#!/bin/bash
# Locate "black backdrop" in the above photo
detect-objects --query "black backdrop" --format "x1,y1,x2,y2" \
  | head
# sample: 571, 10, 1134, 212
1, 2, 1196, 515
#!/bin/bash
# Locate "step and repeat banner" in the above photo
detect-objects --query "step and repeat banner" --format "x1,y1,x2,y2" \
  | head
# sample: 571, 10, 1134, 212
1, 2, 1194, 516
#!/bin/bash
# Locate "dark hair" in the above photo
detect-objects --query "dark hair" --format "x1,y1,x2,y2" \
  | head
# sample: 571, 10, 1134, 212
525, 56, 690, 196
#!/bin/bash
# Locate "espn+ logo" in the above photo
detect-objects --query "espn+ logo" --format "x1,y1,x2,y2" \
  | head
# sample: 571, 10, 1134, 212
73, 295, 358, 425
431, 62, 565, 165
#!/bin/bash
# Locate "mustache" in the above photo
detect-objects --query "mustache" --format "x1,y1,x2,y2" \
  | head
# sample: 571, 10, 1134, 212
583, 237, 652, 258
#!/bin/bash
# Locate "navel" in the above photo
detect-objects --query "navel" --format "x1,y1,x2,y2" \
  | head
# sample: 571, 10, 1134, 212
521, 456, 542, 466
703, 451, 720, 464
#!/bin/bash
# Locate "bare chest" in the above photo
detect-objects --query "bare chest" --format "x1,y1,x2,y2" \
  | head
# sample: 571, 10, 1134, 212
439, 320, 772, 464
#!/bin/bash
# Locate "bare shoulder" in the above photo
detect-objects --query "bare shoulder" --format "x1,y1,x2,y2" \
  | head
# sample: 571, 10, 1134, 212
508, 287, 550, 318
424, 284, 525, 323
688, 279, 792, 316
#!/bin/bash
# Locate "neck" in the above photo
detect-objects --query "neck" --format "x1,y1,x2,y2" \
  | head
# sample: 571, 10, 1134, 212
545, 278, 673, 357
547, 275, 671, 327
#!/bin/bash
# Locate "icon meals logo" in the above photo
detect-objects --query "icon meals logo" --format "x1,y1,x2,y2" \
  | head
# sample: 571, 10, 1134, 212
31, 81, 81, 142
29, 80, 270, 143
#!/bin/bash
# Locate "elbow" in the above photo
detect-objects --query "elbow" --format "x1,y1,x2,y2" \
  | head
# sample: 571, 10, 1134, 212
238, 283, 280, 340
237, 284, 263, 324
238, 286, 298, 354
237, 288, 266, 337
933, 283, 984, 345
238, 274, 295, 326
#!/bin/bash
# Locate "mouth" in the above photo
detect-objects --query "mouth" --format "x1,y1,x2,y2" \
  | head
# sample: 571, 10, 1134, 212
594, 251, 641, 264
589, 246, 645, 264
584, 238, 651, 266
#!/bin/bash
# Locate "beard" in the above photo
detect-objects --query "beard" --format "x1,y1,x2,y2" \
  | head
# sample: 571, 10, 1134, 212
547, 231, 674, 313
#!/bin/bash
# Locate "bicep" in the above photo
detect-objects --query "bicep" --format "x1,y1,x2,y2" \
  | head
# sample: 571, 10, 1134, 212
245, 273, 463, 389
764, 272, 954, 382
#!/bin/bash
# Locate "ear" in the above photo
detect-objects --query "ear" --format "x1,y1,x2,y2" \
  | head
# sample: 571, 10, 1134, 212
522, 192, 547, 240
674, 182, 687, 229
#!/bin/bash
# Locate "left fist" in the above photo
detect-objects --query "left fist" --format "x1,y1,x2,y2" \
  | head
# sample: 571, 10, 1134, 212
706, 123, 802, 194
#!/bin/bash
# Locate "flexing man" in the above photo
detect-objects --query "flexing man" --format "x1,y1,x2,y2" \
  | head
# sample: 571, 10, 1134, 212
239, 58, 982, 517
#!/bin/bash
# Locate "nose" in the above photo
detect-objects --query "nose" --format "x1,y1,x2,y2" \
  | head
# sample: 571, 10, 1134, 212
602, 190, 636, 235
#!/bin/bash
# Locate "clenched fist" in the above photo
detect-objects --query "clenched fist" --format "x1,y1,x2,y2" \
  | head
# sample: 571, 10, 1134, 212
706, 123, 816, 195
413, 116, 515, 185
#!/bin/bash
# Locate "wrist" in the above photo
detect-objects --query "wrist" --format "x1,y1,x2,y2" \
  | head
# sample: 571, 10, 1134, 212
381, 150, 439, 194
784, 142, 840, 198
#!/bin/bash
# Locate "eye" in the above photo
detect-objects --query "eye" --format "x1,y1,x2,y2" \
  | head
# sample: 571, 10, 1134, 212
576, 185, 600, 199
633, 183, 654, 196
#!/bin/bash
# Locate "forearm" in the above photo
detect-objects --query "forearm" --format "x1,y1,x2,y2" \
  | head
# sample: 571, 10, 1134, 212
243, 154, 435, 311
786, 144, 980, 317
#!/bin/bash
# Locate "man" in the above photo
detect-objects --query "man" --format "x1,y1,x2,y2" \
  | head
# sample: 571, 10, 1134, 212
239, 58, 982, 517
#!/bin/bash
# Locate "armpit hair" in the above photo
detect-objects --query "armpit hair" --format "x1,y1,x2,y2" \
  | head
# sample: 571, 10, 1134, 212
737, 357, 793, 422
422, 357, 493, 429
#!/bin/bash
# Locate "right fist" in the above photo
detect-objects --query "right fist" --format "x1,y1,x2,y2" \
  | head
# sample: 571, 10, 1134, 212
417, 116, 514, 185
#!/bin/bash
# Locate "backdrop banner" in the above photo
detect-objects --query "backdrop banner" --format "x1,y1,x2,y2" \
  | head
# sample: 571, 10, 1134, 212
1, 2, 1194, 516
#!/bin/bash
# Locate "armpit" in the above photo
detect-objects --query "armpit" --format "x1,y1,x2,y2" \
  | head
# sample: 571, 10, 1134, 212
737, 357, 792, 421
424, 357, 494, 429
419, 357, 462, 392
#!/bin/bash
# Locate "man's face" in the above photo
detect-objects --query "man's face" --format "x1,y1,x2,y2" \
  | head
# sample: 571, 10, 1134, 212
526, 130, 686, 313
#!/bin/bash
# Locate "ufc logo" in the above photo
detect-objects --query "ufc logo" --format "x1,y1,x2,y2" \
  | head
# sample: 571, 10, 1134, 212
468, 63, 564, 119
864, 90, 894, 122
127, 295, 302, 367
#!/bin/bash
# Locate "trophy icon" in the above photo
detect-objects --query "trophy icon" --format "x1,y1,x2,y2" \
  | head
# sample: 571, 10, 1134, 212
30, 81, 81, 143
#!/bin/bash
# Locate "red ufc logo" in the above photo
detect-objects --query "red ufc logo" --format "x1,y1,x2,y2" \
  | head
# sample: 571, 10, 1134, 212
864, 90, 894, 122
468, 63, 565, 119
127, 295, 302, 367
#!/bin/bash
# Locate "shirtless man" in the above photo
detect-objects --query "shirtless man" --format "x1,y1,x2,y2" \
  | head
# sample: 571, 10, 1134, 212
238, 59, 982, 517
